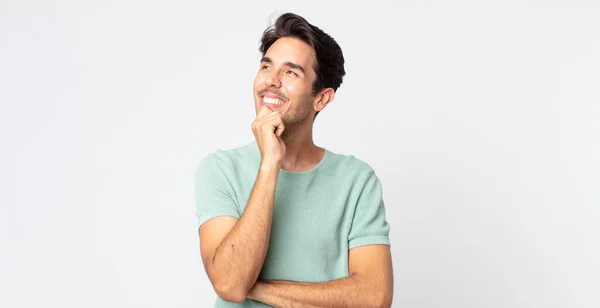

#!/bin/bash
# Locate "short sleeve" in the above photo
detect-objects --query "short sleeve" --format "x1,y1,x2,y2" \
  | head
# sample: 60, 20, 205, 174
194, 154, 241, 229
348, 171, 391, 249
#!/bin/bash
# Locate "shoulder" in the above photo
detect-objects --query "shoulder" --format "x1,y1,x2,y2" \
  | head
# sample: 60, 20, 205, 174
324, 148, 378, 180
196, 141, 260, 174
322, 148, 385, 200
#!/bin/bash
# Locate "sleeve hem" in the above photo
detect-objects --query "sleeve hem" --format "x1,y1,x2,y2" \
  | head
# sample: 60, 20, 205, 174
197, 212, 241, 229
348, 235, 390, 249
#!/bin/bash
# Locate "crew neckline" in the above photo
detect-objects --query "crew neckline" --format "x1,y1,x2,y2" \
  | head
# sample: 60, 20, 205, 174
248, 141, 330, 175
280, 147, 329, 175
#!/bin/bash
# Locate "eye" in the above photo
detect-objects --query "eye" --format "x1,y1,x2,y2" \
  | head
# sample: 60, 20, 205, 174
286, 70, 298, 76
261, 65, 271, 70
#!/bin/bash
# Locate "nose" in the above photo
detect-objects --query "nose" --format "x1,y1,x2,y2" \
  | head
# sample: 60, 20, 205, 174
264, 70, 281, 88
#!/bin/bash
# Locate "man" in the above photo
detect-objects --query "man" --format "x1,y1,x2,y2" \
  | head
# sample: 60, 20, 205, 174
195, 13, 393, 307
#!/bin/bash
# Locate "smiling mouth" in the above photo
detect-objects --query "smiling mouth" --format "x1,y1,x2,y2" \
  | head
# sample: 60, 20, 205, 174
261, 95, 288, 109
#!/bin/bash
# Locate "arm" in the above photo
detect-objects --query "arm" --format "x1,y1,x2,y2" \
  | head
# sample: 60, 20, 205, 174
199, 106, 286, 303
199, 164, 279, 303
247, 244, 394, 308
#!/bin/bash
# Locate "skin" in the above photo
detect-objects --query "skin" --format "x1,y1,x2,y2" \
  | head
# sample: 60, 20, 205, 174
252, 37, 336, 171
199, 36, 393, 306
247, 245, 393, 308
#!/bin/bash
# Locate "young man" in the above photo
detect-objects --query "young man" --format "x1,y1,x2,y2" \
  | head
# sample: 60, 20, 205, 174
195, 13, 393, 307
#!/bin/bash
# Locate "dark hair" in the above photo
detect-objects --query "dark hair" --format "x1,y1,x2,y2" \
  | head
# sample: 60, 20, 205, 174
259, 13, 346, 120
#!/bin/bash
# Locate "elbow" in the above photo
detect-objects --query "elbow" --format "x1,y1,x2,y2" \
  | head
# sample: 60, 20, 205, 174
372, 290, 393, 308
378, 297, 392, 308
213, 281, 248, 304
380, 294, 393, 308
207, 263, 254, 303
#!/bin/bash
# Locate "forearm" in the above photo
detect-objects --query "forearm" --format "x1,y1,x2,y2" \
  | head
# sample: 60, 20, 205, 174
248, 274, 391, 308
211, 164, 279, 293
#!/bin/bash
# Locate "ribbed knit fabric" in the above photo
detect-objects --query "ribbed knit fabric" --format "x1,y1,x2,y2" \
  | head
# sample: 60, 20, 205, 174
195, 141, 391, 308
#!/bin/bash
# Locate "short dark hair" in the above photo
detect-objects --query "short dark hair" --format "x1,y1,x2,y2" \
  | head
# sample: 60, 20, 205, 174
259, 13, 346, 120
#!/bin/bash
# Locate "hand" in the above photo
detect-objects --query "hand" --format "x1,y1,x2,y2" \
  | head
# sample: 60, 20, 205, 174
252, 106, 286, 168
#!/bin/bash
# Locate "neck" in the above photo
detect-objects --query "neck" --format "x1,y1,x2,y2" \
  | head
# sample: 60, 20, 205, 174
279, 120, 323, 172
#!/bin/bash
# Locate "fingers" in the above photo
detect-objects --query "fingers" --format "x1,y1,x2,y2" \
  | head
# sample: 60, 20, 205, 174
275, 122, 285, 137
257, 106, 282, 122
259, 108, 283, 136
253, 106, 273, 131
255, 110, 284, 136
265, 112, 284, 136
257, 105, 270, 118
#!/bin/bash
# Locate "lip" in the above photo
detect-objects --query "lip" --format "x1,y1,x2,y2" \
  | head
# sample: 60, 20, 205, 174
261, 92, 287, 100
260, 95, 287, 109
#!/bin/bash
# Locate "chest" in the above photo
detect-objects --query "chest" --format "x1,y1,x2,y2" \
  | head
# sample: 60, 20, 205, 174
258, 179, 356, 282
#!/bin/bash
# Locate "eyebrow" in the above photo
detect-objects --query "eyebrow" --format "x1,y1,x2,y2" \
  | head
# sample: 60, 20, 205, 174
261, 57, 305, 74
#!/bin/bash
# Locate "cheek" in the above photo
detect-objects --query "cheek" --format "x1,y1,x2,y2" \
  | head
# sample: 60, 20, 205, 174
286, 83, 307, 99
254, 72, 268, 88
253, 77, 262, 90
282, 81, 300, 97
288, 93, 313, 114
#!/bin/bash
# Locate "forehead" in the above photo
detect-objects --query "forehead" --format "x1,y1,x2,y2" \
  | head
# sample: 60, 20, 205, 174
265, 37, 316, 71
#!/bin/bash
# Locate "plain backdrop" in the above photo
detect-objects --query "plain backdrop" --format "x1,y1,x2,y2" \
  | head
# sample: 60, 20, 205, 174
2, 0, 599, 307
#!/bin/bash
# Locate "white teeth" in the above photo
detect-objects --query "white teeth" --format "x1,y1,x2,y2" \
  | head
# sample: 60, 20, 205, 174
264, 96, 283, 105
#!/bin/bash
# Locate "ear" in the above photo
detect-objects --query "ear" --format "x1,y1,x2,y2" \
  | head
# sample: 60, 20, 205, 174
313, 88, 335, 112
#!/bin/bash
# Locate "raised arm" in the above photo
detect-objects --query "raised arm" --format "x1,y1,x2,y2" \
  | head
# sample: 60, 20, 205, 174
198, 106, 286, 303
199, 164, 279, 303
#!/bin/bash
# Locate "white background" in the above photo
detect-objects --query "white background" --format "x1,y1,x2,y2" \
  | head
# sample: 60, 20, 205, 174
2, 0, 599, 307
